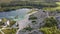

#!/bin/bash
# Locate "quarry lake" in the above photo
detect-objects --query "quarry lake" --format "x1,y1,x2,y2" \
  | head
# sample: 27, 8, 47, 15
0, 8, 31, 21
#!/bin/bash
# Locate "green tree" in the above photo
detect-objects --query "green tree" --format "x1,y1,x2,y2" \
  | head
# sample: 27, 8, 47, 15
24, 26, 33, 31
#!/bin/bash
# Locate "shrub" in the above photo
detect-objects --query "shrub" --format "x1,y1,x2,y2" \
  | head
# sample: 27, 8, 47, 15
44, 17, 57, 27
29, 17, 37, 20
40, 26, 60, 34
9, 20, 16, 27
32, 21, 37, 24
24, 26, 33, 31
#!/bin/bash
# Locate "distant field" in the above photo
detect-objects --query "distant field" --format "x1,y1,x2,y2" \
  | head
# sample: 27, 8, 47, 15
0, 1, 57, 12
0, 0, 13, 3
0, 0, 59, 12
43, 2, 60, 11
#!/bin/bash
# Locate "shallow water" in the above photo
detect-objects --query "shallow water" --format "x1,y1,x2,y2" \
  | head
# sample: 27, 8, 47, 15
0, 8, 31, 21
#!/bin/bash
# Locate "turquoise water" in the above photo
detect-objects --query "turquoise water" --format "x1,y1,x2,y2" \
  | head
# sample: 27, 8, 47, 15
0, 8, 30, 21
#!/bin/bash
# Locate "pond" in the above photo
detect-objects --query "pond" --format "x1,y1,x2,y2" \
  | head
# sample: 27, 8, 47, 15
0, 8, 31, 21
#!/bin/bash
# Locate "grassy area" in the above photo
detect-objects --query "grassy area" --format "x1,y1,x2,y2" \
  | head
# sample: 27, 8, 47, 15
40, 26, 60, 34
43, 2, 60, 11
2, 28, 18, 34
56, 2, 60, 5
0, 0, 12, 3
0, 32, 2, 34
0, 26, 3, 29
